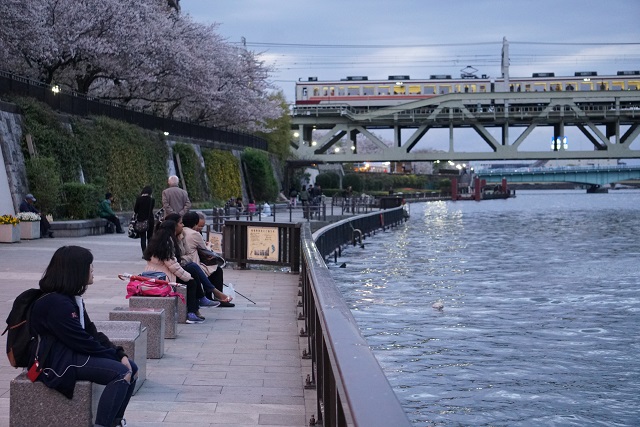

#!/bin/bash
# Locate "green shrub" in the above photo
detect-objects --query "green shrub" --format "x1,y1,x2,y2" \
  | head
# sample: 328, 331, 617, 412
343, 174, 363, 192
73, 117, 169, 210
61, 183, 101, 219
25, 157, 61, 216
203, 149, 241, 204
315, 172, 340, 189
17, 98, 80, 182
241, 148, 278, 202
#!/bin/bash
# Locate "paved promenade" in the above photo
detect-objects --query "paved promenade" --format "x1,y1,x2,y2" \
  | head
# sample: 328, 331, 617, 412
0, 232, 312, 426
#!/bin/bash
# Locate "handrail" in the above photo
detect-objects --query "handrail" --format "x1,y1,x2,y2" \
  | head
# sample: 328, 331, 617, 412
300, 207, 411, 426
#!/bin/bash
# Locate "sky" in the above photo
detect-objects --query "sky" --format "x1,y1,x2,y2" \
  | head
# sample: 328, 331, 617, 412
180, 0, 640, 161
182, 0, 640, 102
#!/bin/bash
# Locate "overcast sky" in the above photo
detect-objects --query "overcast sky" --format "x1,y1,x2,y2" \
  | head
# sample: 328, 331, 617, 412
181, 0, 640, 159
182, 0, 640, 102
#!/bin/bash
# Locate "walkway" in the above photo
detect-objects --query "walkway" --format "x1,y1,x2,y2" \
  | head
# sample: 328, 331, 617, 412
0, 232, 312, 426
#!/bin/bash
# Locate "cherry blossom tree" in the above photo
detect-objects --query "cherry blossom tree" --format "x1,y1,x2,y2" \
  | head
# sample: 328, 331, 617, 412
0, 0, 281, 131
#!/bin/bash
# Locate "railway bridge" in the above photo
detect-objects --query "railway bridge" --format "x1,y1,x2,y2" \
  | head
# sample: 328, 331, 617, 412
291, 91, 640, 163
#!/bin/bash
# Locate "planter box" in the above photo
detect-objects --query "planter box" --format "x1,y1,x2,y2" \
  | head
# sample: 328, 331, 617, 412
20, 221, 40, 240
0, 224, 20, 243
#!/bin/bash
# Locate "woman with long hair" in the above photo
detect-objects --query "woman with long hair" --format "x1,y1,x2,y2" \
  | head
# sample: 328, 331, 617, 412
143, 220, 207, 323
30, 246, 137, 427
163, 213, 230, 307
133, 185, 155, 254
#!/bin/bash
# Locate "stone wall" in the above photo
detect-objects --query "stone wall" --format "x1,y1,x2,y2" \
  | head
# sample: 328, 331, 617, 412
0, 102, 28, 215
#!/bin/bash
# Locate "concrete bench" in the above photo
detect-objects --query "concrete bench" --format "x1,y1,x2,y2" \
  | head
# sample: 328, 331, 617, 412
94, 320, 147, 394
10, 373, 104, 427
50, 216, 127, 237
109, 307, 165, 359
128, 286, 187, 339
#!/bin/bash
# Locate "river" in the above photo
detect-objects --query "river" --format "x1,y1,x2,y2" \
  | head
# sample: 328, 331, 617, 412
328, 190, 640, 426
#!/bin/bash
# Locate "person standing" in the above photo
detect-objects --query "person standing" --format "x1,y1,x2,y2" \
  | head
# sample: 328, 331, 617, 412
162, 175, 191, 219
98, 193, 124, 233
30, 246, 138, 427
134, 186, 155, 254
19, 193, 53, 238
289, 187, 298, 207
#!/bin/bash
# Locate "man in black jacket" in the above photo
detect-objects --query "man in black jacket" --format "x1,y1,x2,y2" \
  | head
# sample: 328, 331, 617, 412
19, 193, 53, 238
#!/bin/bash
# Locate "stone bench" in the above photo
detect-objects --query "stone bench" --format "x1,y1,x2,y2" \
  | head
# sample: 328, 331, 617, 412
50, 216, 127, 237
127, 286, 187, 339
94, 320, 147, 394
10, 373, 103, 427
109, 307, 165, 359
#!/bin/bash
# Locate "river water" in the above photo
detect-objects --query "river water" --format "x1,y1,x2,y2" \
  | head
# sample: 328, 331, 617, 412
328, 190, 640, 426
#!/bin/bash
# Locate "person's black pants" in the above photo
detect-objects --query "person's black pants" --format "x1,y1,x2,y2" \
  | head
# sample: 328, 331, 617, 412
103, 215, 123, 233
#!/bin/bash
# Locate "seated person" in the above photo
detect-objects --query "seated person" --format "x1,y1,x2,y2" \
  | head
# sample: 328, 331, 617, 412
98, 193, 124, 234
19, 193, 53, 238
180, 212, 234, 307
143, 219, 208, 323
31, 246, 137, 427
165, 213, 233, 307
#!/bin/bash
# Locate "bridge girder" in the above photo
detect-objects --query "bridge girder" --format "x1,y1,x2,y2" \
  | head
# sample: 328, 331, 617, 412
291, 91, 640, 163
477, 166, 640, 186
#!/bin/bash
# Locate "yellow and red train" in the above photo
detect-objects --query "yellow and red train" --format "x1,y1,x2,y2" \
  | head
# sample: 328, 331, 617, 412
295, 71, 640, 107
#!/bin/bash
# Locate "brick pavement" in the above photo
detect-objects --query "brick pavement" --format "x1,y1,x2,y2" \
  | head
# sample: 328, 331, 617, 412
0, 232, 312, 427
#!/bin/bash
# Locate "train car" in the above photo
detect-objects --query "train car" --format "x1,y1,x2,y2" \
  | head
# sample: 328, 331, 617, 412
295, 71, 640, 108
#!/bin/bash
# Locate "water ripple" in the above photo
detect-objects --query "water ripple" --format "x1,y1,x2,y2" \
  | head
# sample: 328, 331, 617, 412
330, 190, 640, 426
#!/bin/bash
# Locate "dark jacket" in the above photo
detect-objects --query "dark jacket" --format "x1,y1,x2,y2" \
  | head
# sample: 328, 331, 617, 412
19, 200, 40, 214
134, 194, 155, 222
30, 293, 126, 398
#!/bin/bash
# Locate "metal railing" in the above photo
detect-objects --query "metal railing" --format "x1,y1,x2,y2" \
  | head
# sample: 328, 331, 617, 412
0, 70, 267, 149
300, 207, 411, 426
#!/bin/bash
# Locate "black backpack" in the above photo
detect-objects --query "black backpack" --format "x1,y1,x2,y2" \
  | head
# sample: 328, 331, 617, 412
2, 288, 44, 368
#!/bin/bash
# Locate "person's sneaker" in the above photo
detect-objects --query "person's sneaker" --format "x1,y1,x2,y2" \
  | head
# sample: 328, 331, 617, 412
186, 312, 204, 324
199, 297, 220, 308
195, 310, 205, 320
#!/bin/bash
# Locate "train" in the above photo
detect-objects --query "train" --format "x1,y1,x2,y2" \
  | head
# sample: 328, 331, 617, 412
295, 71, 640, 108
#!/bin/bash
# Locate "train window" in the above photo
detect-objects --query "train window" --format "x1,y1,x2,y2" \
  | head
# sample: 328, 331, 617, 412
378, 86, 390, 95
322, 87, 328, 96
393, 85, 405, 95
347, 86, 360, 96
611, 81, 624, 90
524, 84, 531, 92
337, 86, 345, 96
579, 81, 593, 91
409, 85, 421, 94
440, 86, 451, 94
302, 87, 308, 99
533, 83, 546, 92
565, 82, 576, 91
313, 88, 319, 96
423, 85, 436, 94
363, 86, 374, 96
628, 81, 640, 90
